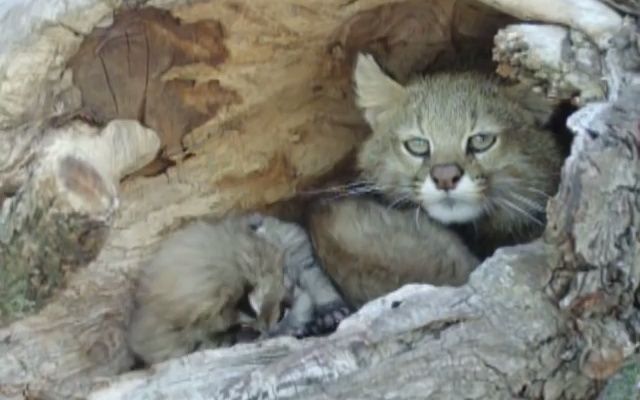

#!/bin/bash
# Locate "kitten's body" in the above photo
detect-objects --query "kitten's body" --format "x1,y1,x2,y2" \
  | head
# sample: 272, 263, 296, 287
128, 214, 348, 365
308, 198, 478, 307
127, 216, 285, 365
308, 54, 565, 304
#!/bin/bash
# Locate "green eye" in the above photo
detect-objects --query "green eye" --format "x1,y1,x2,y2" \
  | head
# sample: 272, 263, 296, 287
403, 138, 430, 157
467, 133, 497, 153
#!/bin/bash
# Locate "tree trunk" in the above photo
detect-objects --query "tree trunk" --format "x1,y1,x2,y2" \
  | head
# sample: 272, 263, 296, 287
0, 0, 638, 399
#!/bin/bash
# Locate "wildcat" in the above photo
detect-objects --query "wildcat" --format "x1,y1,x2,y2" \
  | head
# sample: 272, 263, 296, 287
127, 213, 349, 365
307, 53, 565, 305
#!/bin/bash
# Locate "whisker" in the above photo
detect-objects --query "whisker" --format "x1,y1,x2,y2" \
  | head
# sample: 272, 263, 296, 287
492, 178, 553, 198
490, 178, 552, 205
494, 198, 544, 226
521, 186, 551, 198
387, 193, 413, 210
414, 206, 422, 230
298, 181, 378, 196
319, 188, 380, 201
508, 191, 547, 213
482, 200, 497, 217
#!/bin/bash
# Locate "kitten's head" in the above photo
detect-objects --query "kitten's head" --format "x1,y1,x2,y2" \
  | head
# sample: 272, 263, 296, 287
236, 225, 291, 333
247, 213, 313, 274
353, 53, 563, 228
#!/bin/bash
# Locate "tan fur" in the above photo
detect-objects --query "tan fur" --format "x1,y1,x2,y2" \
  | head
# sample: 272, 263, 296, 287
308, 54, 564, 305
354, 54, 564, 255
249, 214, 350, 337
127, 216, 286, 365
308, 198, 479, 307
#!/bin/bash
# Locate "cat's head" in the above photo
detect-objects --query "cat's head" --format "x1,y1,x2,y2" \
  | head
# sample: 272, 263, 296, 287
247, 213, 313, 273
233, 222, 291, 334
353, 53, 563, 227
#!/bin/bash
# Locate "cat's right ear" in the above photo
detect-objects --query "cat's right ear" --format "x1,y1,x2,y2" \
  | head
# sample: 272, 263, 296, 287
353, 53, 407, 127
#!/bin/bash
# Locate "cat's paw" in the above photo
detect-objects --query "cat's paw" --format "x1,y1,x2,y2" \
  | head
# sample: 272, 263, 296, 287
304, 303, 352, 336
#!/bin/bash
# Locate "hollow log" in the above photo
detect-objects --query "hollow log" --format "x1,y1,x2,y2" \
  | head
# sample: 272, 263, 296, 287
0, 0, 638, 399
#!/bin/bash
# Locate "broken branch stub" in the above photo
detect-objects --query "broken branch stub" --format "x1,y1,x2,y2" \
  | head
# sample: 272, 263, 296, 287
476, 0, 623, 48
0, 120, 160, 325
493, 23, 606, 104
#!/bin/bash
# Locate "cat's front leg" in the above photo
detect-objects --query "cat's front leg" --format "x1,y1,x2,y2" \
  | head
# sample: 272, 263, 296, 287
264, 287, 315, 338
264, 284, 351, 339
296, 263, 352, 335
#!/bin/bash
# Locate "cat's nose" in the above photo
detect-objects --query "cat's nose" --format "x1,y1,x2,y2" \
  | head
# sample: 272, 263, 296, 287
430, 163, 463, 191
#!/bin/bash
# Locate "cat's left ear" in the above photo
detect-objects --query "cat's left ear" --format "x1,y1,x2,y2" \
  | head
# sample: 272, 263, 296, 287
250, 286, 284, 329
353, 53, 408, 127
248, 288, 265, 316
502, 83, 559, 126
246, 212, 265, 232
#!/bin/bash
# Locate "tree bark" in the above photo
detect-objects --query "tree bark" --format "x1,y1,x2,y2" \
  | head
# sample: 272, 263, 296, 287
0, 120, 159, 325
0, 0, 638, 399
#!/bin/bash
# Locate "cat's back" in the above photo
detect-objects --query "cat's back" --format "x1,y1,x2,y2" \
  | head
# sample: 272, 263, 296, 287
136, 218, 271, 313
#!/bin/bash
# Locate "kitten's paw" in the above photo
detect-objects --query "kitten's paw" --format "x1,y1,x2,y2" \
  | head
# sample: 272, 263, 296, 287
263, 324, 306, 340
305, 303, 352, 336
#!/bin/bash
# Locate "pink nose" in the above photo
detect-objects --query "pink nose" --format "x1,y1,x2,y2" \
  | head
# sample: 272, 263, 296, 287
430, 163, 463, 191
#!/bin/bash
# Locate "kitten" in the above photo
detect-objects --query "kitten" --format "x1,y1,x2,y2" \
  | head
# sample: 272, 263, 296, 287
127, 214, 348, 365
127, 216, 286, 365
307, 53, 564, 305
249, 214, 351, 337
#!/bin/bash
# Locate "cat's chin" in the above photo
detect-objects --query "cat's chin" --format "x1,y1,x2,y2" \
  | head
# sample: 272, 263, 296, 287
425, 200, 484, 224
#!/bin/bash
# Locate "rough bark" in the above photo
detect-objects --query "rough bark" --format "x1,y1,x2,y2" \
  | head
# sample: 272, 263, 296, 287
88, 58, 640, 399
0, 120, 159, 324
0, 0, 638, 399
493, 24, 606, 103
475, 0, 623, 47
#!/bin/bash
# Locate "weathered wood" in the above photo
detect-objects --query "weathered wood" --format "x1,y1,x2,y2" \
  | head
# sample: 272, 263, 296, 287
84, 7, 640, 400
493, 24, 605, 104
475, 0, 623, 47
0, 0, 638, 399
601, 0, 640, 15
0, 120, 159, 324
89, 244, 576, 399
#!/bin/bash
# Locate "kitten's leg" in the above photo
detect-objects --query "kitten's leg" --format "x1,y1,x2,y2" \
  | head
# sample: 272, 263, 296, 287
265, 287, 314, 338
296, 263, 352, 335
260, 267, 349, 338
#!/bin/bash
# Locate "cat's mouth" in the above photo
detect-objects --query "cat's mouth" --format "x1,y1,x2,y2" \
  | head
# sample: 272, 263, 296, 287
418, 175, 487, 224
440, 197, 456, 208
424, 197, 484, 224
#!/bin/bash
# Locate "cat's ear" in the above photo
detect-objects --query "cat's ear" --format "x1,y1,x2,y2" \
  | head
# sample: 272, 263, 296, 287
250, 286, 283, 329
248, 288, 265, 316
246, 212, 265, 232
502, 83, 558, 126
353, 53, 407, 127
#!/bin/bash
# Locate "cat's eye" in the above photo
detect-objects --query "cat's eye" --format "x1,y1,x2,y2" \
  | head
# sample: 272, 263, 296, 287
403, 138, 430, 157
467, 133, 497, 153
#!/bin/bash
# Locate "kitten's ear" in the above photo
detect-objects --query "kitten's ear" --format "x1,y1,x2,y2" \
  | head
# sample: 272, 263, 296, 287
246, 212, 265, 232
502, 83, 558, 126
353, 53, 408, 126
248, 288, 265, 316
250, 287, 282, 330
